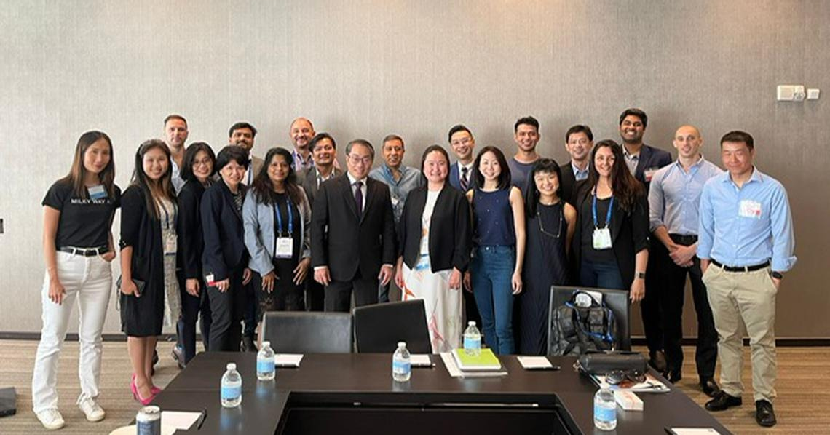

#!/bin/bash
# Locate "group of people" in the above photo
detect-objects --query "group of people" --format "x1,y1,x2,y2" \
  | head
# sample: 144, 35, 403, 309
31, 109, 795, 430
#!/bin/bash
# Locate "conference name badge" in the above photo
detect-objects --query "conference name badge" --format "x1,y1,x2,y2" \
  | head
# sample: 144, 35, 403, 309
738, 200, 762, 219
164, 234, 177, 256
88, 185, 107, 200
644, 168, 658, 183
593, 228, 613, 250
275, 237, 293, 258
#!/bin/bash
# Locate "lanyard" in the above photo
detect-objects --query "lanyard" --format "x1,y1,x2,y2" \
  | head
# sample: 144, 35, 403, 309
159, 200, 177, 230
272, 198, 294, 237
592, 194, 614, 229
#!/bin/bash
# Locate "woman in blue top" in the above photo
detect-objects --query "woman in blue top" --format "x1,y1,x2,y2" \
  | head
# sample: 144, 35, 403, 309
243, 147, 312, 342
466, 146, 526, 355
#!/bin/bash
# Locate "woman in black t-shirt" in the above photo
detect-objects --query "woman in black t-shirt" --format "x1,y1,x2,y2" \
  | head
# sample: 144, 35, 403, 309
120, 139, 179, 405
32, 131, 120, 430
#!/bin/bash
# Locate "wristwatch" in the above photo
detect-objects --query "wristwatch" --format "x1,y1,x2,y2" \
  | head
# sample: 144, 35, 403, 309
636, 272, 646, 279
771, 271, 783, 280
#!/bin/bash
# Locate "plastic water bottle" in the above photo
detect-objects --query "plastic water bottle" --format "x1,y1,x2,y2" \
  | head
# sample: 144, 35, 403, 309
257, 341, 276, 381
463, 321, 482, 357
221, 363, 242, 408
593, 387, 617, 430
392, 341, 411, 382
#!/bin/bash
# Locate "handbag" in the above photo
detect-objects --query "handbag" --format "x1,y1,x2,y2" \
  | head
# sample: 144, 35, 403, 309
115, 276, 146, 296
576, 350, 647, 376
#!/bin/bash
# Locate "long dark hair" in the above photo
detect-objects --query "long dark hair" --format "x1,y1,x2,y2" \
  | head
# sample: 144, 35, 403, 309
252, 147, 302, 206
472, 146, 511, 190
63, 131, 116, 198
131, 139, 176, 219
586, 139, 643, 211
526, 158, 562, 216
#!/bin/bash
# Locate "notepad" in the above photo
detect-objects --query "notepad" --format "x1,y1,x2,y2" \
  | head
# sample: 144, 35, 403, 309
440, 353, 507, 378
274, 354, 304, 367
667, 429, 720, 435
410, 354, 433, 367
162, 411, 203, 430
517, 356, 555, 370
452, 348, 502, 371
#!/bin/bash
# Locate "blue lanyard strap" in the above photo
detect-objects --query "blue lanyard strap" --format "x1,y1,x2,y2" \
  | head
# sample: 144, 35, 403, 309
592, 194, 614, 229
273, 199, 294, 237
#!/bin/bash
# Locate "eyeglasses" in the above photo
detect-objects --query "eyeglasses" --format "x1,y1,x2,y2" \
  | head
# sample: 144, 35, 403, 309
348, 155, 372, 165
606, 369, 646, 386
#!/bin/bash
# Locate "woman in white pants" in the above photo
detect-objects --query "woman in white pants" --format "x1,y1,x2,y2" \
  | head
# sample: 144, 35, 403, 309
31, 131, 121, 430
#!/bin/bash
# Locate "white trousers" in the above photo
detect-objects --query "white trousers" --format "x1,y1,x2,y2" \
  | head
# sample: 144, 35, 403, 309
32, 251, 111, 413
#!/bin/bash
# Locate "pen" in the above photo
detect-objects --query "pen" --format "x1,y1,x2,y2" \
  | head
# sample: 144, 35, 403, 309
196, 408, 207, 430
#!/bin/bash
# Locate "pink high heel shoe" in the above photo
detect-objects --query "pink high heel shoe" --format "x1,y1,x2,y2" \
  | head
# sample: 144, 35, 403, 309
131, 374, 155, 406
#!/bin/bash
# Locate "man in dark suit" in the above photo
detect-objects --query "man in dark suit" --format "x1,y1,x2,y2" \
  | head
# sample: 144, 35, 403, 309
447, 125, 477, 192
311, 139, 396, 312
618, 108, 673, 373
300, 133, 342, 311
559, 125, 594, 206
446, 124, 480, 327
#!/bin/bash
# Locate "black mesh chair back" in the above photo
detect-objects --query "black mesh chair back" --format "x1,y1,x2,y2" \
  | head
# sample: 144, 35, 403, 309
352, 300, 432, 353
262, 311, 353, 353
548, 285, 631, 354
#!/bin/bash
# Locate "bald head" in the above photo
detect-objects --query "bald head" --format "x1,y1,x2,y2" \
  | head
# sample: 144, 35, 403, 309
673, 125, 703, 159
289, 118, 316, 152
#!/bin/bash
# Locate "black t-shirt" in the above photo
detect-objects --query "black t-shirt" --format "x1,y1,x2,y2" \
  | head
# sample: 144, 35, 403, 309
42, 180, 122, 248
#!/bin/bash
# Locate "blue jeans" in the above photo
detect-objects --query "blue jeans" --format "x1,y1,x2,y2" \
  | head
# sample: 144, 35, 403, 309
471, 246, 516, 355
579, 259, 625, 290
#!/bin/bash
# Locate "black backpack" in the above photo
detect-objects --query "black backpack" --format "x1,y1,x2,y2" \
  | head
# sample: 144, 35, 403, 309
548, 290, 618, 356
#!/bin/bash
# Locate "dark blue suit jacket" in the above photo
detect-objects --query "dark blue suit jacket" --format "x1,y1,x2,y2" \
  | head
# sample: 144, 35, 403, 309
633, 144, 672, 191
449, 161, 476, 192
200, 180, 249, 281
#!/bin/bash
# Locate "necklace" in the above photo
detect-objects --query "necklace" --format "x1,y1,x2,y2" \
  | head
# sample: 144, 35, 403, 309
538, 203, 562, 238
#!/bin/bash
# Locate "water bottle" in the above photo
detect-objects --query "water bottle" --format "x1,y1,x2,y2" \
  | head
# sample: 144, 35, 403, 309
593, 387, 617, 430
392, 341, 411, 382
257, 341, 276, 381
463, 321, 482, 357
221, 363, 242, 408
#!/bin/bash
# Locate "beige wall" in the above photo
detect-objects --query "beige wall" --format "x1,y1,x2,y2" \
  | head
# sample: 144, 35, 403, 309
1, 0, 827, 337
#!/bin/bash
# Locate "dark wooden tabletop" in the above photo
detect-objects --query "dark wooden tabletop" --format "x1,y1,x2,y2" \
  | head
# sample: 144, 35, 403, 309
152, 352, 731, 435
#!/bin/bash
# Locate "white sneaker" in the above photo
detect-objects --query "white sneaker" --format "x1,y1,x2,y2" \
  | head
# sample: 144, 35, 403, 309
79, 398, 106, 422
36, 409, 65, 430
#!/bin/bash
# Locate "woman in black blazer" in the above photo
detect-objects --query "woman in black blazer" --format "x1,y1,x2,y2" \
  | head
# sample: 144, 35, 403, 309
572, 139, 649, 301
120, 139, 179, 404
395, 145, 471, 353
200, 145, 252, 352
175, 142, 215, 365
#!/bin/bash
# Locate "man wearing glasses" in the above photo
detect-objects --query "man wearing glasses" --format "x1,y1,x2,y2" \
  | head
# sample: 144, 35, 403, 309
311, 139, 396, 312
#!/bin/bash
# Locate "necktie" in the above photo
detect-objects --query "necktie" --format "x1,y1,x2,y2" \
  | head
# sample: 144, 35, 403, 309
354, 181, 363, 217
460, 167, 469, 191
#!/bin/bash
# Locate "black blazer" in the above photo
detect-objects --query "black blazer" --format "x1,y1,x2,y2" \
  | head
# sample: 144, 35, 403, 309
177, 180, 207, 280
301, 167, 343, 210
200, 180, 248, 281
559, 161, 578, 206
311, 174, 396, 282
633, 144, 672, 191
399, 185, 471, 273
571, 181, 649, 290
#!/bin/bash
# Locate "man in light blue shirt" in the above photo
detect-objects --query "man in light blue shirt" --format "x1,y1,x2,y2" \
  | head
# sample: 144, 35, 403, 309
648, 125, 722, 395
369, 135, 423, 302
697, 131, 796, 428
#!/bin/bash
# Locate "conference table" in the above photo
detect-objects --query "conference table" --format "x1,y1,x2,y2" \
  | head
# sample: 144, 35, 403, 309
152, 352, 732, 434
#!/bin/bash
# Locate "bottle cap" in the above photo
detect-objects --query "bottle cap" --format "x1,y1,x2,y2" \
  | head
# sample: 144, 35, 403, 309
262, 341, 270, 348
397, 341, 406, 348
227, 363, 236, 370
468, 321, 475, 326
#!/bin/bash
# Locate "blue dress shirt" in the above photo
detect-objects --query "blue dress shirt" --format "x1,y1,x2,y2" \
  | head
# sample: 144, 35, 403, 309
697, 168, 796, 272
369, 164, 424, 223
649, 157, 723, 234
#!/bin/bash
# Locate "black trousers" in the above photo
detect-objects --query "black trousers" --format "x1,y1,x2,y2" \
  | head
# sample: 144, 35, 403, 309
324, 269, 379, 312
305, 279, 326, 311
205, 267, 246, 352
242, 279, 257, 338
658, 236, 717, 378
642, 244, 664, 354
253, 260, 305, 320
464, 288, 481, 327
176, 270, 212, 364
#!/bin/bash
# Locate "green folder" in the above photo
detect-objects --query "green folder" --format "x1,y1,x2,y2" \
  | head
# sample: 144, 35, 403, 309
452, 348, 502, 371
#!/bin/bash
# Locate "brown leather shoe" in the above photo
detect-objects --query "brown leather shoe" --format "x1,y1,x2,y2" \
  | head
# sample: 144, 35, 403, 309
755, 400, 776, 427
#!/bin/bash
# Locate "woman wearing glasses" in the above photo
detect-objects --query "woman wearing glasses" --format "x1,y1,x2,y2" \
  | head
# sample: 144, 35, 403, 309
520, 159, 576, 356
